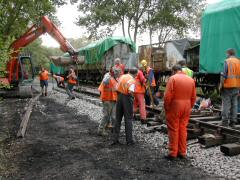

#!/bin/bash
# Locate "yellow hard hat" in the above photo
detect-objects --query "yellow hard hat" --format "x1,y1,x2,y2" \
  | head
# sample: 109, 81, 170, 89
140, 59, 148, 67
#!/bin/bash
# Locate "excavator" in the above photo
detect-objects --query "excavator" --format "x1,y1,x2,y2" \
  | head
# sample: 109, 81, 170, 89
0, 16, 78, 97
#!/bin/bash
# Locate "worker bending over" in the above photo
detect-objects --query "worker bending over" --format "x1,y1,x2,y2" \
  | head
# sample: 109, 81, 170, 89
39, 67, 49, 96
97, 67, 120, 136
112, 68, 138, 146
140, 59, 158, 106
178, 60, 193, 77
133, 69, 147, 124
164, 65, 196, 160
53, 74, 65, 88
66, 68, 77, 100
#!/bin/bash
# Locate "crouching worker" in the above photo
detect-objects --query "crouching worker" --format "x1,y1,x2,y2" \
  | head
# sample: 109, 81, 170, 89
66, 68, 77, 100
98, 67, 119, 136
53, 74, 65, 88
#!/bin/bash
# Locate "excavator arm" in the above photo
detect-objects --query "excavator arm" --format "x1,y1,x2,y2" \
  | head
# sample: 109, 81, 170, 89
6, 16, 78, 84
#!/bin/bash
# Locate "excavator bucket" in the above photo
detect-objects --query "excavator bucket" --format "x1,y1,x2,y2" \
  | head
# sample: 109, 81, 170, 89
50, 56, 85, 67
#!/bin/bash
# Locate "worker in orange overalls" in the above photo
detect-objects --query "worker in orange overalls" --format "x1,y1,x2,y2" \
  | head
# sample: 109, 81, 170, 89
66, 67, 77, 100
97, 67, 120, 136
140, 59, 158, 106
112, 68, 138, 146
39, 67, 49, 96
114, 58, 125, 75
53, 74, 65, 88
133, 69, 147, 124
164, 65, 196, 160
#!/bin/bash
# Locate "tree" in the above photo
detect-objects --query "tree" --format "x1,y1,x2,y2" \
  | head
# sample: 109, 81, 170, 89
73, 0, 205, 44
0, 0, 65, 87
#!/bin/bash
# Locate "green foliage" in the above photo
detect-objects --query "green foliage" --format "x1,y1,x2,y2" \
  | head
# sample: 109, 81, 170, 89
67, 36, 92, 49
73, 0, 206, 43
0, 0, 65, 88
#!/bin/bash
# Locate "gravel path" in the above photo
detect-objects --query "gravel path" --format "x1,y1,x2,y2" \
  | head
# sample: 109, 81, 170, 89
49, 91, 240, 179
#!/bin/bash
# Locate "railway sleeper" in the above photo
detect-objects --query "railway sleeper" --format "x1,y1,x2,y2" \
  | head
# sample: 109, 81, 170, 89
198, 133, 238, 148
220, 143, 240, 156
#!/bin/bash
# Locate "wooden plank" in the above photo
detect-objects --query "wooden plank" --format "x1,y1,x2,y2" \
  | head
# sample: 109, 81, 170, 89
220, 143, 240, 156
17, 94, 41, 138
146, 121, 161, 127
198, 134, 223, 147
190, 116, 221, 121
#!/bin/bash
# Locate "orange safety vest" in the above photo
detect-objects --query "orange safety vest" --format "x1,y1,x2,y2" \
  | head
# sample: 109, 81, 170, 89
39, 70, 49, 80
146, 67, 156, 87
98, 78, 117, 101
224, 57, 240, 88
135, 70, 146, 94
116, 74, 135, 95
68, 76, 77, 85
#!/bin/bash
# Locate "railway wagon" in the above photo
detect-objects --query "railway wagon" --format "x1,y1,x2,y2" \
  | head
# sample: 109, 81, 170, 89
139, 0, 240, 94
138, 38, 199, 87
51, 36, 136, 83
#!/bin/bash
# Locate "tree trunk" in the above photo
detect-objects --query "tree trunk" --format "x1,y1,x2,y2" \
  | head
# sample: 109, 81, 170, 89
121, 18, 125, 37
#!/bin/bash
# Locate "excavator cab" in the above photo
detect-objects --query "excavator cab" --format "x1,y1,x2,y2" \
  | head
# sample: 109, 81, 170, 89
18, 54, 34, 97
18, 54, 34, 84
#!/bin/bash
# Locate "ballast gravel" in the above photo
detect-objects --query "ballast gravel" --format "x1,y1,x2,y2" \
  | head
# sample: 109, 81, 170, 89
50, 91, 240, 179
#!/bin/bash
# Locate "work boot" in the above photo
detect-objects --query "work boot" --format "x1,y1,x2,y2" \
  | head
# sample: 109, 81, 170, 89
127, 141, 135, 146
107, 123, 113, 129
140, 119, 147, 124
177, 154, 187, 159
45, 92, 47, 96
164, 154, 176, 161
229, 121, 236, 128
110, 140, 121, 146
97, 129, 108, 136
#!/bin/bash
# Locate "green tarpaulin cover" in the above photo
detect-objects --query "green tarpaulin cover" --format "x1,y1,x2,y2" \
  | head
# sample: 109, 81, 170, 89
200, 0, 240, 73
50, 62, 65, 74
63, 36, 136, 64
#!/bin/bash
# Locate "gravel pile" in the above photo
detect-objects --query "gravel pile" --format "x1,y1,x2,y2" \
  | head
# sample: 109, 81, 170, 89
49, 91, 240, 179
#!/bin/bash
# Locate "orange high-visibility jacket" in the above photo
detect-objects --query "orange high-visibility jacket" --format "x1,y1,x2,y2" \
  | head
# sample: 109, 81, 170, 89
98, 77, 117, 101
39, 70, 49, 80
164, 72, 196, 112
135, 70, 146, 94
224, 57, 240, 88
116, 74, 135, 95
146, 66, 156, 87
68, 76, 77, 85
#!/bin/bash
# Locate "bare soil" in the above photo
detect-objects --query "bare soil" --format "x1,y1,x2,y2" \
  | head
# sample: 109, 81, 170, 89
0, 97, 221, 179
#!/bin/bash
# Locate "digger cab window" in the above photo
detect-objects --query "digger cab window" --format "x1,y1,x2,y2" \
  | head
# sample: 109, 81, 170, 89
19, 56, 34, 81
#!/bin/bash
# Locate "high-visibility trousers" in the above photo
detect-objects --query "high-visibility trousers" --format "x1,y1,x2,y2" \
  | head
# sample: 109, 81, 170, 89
133, 93, 146, 120
166, 111, 190, 157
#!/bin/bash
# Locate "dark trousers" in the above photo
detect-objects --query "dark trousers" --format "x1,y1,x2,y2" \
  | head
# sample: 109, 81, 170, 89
113, 93, 134, 143
145, 88, 159, 106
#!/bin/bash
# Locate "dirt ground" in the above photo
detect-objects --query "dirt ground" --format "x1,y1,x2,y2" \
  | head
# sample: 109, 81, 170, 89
0, 97, 222, 179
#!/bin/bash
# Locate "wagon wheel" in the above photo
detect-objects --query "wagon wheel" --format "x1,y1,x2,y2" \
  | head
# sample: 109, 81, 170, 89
200, 76, 217, 95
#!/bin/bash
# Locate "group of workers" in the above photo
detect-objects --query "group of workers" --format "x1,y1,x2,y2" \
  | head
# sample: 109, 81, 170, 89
39, 67, 77, 99
39, 48, 240, 160
97, 57, 196, 160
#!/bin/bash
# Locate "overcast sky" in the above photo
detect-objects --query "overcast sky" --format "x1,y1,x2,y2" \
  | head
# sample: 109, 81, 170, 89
41, 0, 221, 47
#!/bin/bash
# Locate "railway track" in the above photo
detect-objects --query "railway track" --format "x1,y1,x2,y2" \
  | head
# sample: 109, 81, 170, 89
55, 85, 240, 156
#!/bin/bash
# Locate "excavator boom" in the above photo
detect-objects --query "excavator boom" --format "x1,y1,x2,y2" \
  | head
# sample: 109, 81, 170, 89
4, 16, 78, 85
